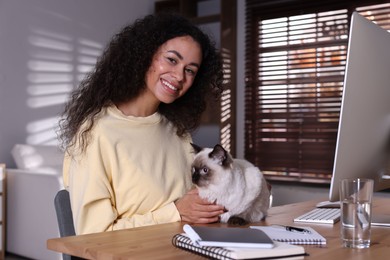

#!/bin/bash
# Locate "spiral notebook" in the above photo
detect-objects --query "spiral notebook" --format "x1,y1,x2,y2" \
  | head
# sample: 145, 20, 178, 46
250, 226, 326, 245
172, 233, 306, 260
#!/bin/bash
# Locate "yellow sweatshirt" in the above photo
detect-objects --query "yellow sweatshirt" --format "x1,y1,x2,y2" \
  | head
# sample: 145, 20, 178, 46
63, 105, 194, 234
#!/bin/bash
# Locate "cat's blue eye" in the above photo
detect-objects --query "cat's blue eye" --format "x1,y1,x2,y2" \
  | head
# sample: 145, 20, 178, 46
202, 167, 208, 174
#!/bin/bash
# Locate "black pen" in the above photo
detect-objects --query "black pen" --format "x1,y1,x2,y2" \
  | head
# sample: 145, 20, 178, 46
271, 225, 311, 234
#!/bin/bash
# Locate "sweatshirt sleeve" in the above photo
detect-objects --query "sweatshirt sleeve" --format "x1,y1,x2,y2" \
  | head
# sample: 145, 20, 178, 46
65, 136, 118, 235
112, 202, 181, 231
64, 134, 182, 235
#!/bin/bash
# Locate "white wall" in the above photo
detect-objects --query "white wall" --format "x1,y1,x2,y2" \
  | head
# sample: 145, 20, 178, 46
0, 0, 155, 168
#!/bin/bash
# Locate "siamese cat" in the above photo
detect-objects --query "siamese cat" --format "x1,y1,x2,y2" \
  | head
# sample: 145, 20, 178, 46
191, 143, 271, 225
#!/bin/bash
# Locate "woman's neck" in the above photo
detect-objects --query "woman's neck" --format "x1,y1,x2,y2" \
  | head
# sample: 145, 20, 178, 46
116, 94, 160, 117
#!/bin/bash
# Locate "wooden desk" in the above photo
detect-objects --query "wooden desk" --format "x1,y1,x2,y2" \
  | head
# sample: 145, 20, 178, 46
47, 197, 390, 259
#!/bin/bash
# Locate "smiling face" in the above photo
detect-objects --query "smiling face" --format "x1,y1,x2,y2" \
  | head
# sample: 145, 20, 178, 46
144, 35, 202, 105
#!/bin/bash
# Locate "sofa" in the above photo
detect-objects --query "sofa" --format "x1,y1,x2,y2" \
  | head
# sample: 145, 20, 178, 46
7, 144, 64, 260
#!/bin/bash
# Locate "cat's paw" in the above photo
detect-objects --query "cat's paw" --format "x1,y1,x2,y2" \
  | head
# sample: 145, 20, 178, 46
227, 216, 248, 226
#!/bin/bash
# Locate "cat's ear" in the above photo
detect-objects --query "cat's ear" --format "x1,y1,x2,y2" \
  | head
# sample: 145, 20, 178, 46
210, 144, 230, 165
190, 143, 203, 154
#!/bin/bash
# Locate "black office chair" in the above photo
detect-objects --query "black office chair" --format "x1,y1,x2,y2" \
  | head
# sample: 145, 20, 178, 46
54, 189, 83, 260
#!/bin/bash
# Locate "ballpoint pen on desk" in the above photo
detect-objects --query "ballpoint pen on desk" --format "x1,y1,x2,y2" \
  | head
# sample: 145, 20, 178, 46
271, 225, 312, 234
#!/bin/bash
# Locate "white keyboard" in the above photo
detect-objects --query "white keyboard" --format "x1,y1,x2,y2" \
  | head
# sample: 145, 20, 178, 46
294, 208, 341, 224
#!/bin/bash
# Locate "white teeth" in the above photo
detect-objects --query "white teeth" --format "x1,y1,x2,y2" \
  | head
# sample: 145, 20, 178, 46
162, 80, 178, 91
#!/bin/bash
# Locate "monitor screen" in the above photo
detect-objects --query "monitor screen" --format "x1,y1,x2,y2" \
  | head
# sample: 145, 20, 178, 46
329, 12, 390, 202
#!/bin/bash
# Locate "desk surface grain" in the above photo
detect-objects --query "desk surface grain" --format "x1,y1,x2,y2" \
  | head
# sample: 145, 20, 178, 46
47, 197, 390, 260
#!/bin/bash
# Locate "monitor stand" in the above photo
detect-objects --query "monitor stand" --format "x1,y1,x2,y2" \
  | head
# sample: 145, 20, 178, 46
316, 200, 340, 208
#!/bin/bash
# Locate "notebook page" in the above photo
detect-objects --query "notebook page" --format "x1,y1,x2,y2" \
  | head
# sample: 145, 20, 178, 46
250, 226, 326, 245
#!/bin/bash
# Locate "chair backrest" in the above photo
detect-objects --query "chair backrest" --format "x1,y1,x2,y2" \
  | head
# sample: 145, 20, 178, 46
54, 189, 81, 260
54, 189, 76, 237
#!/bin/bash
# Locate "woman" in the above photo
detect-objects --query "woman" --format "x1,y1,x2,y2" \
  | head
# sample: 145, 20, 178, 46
59, 13, 225, 235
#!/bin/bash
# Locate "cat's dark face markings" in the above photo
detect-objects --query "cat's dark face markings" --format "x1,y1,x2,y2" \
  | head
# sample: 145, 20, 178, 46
190, 143, 233, 187
191, 160, 212, 187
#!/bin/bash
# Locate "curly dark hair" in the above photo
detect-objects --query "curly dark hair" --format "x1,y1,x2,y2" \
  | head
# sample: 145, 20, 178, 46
59, 13, 224, 152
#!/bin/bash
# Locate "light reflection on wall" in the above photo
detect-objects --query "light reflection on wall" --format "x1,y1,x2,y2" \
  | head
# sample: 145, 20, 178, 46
26, 28, 103, 145
26, 117, 59, 145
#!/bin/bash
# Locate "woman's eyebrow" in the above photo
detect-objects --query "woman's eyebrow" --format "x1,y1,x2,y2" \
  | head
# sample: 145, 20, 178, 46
168, 50, 200, 68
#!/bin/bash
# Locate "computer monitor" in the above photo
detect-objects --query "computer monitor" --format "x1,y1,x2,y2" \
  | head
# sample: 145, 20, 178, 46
329, 12, 390, 202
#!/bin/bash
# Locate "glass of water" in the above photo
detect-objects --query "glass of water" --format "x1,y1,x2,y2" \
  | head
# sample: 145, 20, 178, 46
340, 178, 374, 248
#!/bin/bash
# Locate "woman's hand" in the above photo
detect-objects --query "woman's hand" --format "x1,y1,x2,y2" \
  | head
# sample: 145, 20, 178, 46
175, 188, 225, 224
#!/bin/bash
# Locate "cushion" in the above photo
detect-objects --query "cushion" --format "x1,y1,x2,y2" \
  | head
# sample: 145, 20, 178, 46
11, 144, 64, 170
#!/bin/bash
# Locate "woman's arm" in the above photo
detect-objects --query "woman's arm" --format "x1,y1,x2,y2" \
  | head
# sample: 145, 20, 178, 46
175, 188, 225, 223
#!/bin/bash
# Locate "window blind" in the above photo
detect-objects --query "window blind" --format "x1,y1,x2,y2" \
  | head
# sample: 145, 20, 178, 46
245, 0, 390, 183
